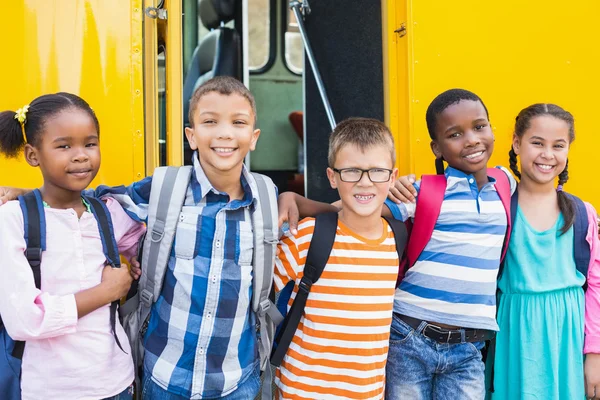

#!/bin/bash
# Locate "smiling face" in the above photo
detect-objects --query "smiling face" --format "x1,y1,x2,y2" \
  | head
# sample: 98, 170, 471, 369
25, 108, 100, 193
513, 115, 571, 186
327, 143, 397, 220
185, 91, 260, 176
430, 100, 494, 179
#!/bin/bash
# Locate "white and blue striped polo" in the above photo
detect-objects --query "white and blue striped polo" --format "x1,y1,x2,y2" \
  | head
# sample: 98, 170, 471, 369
385, 166, 514, 331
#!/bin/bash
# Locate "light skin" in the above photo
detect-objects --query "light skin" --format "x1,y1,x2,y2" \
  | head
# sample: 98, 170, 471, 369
326, 143, 398, 239
11, 109, 132, 318
514, 115, 600, 398
130, 91, 261, 279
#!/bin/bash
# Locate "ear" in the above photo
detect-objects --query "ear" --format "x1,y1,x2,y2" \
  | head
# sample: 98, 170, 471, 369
184, 127, 198, 150
430, 140, 442, 159
512, 134, 521, 155
391, 167, 399, 183
326, 167, 338, 189
24, 144, 39, 167
249, 128, 261, 151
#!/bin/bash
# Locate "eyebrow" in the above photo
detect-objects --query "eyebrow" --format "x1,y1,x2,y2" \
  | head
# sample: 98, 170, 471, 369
530, 135, 567, 143
52, 135, 98, 143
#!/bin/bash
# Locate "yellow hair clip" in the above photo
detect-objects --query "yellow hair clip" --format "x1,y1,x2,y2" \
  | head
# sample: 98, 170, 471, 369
14, 105, 29, 143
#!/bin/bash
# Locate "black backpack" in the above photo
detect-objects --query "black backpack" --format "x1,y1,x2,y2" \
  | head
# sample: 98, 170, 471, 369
270, 212, 408, 367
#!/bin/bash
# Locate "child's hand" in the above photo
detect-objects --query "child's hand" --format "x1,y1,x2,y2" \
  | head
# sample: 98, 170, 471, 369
388, 174, 417, 204
585, 353, 600, 399
278, 192, 299, 236
0, 187, 30, 206
129, 256, 142, 280
100, 264, 133, 301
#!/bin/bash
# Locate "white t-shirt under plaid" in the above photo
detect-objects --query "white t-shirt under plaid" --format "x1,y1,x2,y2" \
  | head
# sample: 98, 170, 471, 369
94, 153, 265, 399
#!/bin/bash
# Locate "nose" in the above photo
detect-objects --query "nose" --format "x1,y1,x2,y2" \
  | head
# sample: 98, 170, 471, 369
464, 130, 481, 147
357, 170, 373, 186
217, 126, 234, 140
540, 146, 555, 160
72, 147, 89, 163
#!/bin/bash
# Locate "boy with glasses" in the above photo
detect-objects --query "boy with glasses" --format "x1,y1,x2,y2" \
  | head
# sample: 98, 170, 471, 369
272, 118, 400, 399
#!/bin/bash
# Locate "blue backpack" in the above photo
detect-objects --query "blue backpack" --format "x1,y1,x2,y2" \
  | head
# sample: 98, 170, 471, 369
0, 190, 125, 400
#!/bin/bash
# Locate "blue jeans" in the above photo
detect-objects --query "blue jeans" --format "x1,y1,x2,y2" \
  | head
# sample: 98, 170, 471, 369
141, 364, 261, 399
385, 314, 486, 400
103, 384, 134, 400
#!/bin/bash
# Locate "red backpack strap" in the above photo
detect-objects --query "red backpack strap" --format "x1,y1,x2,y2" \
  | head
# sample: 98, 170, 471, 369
487, 168, 512, 262
406, 175, 447, 267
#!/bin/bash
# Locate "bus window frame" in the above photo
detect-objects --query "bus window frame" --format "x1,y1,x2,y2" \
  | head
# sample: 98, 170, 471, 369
249, 0, 277, 75
281, 0, 302, 76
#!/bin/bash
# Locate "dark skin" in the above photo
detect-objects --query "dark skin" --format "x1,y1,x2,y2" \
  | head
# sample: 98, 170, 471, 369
18, 109, 133, 318
389, 100, 495, 203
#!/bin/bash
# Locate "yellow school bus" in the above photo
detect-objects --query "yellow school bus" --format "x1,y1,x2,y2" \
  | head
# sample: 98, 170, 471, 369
1, 0, 599, 209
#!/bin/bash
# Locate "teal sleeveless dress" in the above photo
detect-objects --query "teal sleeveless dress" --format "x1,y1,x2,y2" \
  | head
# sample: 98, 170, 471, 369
491, 207, 586, 399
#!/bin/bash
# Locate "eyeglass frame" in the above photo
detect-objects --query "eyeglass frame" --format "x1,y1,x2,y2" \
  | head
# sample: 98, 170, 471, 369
331, 167, 394, 183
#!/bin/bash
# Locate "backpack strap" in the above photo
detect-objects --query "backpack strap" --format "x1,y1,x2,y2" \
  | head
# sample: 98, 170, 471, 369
406, 175, 446, 267
11, 190, 46, 359
126, 166, 192, 326
384, 217, 408, 261
270, 212, 338, 368
84, 196, 125, 352
565, 193, 590, 288
487, 168, 512, 263
250, 173, 284, 400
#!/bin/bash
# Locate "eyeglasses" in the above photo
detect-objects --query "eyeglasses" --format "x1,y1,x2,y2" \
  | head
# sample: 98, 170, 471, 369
332, 168, 393, 183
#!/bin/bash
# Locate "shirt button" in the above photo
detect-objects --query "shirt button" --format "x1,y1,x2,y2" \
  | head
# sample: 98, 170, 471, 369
199, 348, 204, 355
216, 241, 221, 248
212, 275, 217, 283
179, 214, 184, 222
469, 178, 474, 184
207, 313, 212, 319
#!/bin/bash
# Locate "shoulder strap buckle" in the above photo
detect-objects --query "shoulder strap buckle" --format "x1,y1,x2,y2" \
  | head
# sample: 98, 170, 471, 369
140, 289, 154, 308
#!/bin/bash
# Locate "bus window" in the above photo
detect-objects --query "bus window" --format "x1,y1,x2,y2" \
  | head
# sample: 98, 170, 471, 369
284, 8, 303, 74
249, 0, 275, 72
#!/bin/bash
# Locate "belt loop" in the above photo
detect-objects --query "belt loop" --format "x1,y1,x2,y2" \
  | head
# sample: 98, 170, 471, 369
416, 321, 428, 335
460, 329, 466, 343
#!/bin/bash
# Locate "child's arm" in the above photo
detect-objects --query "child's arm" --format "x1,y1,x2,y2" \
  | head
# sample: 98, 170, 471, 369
584, 202, 600, 397
93, 176, 153, 224
278, 192, 338, 234
273, 222, 307, 293
0, 203, 132, 341
0, 187, 31, 206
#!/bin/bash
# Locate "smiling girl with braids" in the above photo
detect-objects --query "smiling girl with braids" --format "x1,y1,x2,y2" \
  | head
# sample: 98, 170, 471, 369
492, 104, 600, 399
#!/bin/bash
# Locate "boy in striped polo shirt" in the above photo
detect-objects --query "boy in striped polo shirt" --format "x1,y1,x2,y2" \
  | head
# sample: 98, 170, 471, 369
384, 89, 515, 399
274, 118, 401, 399
276, 89, 515, 399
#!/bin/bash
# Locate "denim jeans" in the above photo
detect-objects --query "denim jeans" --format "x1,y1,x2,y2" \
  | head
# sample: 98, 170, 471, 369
385, 314, 486, 400
103, 384, 134, 400
141, 363, 261, 400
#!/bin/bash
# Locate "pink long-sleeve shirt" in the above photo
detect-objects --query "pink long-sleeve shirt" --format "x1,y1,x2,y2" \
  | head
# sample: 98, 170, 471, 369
0, 197, 145, 400
584, 202, 600, 354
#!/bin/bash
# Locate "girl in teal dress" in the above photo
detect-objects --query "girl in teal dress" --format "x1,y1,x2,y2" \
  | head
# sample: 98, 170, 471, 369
491, 104, 600, 399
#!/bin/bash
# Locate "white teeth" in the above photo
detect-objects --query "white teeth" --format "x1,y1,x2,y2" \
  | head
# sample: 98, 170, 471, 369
355, 195, 374, 201
465, 151, 484, 159
537, 164, 553, 170
214, 148, 235, 153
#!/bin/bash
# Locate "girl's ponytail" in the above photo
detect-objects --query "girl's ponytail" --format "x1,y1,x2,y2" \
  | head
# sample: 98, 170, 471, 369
557, 159, 575, 234
0, 110, 27, 158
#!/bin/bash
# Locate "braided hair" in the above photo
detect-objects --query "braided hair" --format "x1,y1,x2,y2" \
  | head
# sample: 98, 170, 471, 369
510, 103, 575, 234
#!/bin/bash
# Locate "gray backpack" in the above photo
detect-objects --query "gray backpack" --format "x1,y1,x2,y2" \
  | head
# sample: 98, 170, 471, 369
120, 166, 283, 399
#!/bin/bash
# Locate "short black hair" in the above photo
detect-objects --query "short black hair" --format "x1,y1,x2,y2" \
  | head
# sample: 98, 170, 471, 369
425, 89, 489, 140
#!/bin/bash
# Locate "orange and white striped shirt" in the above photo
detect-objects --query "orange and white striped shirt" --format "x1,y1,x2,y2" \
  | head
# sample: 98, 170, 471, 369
274, 217, 399, 400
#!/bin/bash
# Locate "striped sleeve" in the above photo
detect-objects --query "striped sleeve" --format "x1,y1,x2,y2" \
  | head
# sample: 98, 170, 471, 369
274, 218, 314, 292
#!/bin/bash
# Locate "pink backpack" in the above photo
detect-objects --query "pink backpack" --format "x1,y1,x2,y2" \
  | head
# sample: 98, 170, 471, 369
397, 168, 512, 285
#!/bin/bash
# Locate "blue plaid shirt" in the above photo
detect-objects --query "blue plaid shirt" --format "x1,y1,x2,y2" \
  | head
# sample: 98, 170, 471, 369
94, 154, 260, 399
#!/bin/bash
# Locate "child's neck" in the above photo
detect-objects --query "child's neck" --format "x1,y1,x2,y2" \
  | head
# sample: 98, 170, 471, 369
200, 159, 245, 201
40, 184, 85, 215
338, 207, 383, 240
518, 177, 556, 197
473, 168, 489, 190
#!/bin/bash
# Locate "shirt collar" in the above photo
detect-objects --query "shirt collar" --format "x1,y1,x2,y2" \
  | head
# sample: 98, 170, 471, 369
444, 166, 497, 189
191, 151, 256, 206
